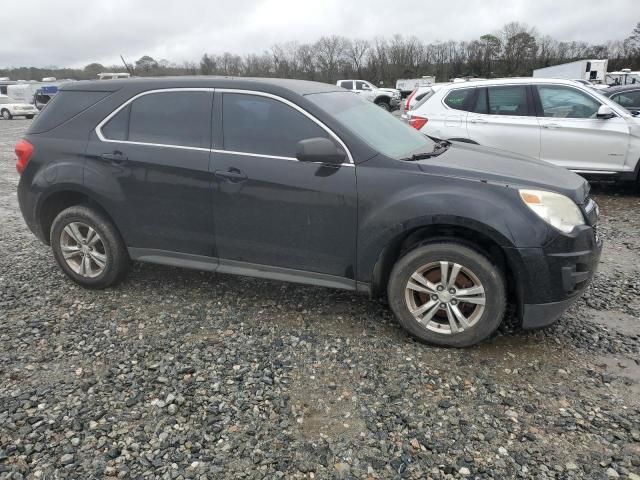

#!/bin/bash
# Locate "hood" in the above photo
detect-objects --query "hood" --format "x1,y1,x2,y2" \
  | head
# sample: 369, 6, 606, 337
377, 87, 399, 95
417, 142, 590, 204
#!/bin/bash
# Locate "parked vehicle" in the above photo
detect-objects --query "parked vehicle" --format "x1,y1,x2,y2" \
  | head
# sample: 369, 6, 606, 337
16, 77, 601, 347
605, 69, 640, 86
533, 59, 608, 84
98, 73, 131, 80
0, 95, 38, 119
406, 78, 640, 182
603, 84, 640, 113
404, 84, 447, 112
336, 79, 401, 110
396, 76, 435, 97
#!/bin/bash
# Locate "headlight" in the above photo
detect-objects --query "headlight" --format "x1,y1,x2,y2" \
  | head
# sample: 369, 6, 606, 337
519, 189, 585, 233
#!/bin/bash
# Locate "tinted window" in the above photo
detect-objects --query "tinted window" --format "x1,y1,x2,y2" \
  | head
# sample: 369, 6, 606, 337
612, 90, 640, 108
487, 86, 529, 116
126, 91, 211, 147
223, 93, 332, 158
443, 88, 473, 111
102, 104, 130, 141
28, 90, 111, 134
340, 81, 353, 90
472, 87, 488, 114
355, 81, 370, 90
537, 85, 601, 119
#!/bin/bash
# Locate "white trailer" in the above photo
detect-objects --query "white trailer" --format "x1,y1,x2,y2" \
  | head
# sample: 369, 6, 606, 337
533, 59, 608, 83
396, 76, 435, 97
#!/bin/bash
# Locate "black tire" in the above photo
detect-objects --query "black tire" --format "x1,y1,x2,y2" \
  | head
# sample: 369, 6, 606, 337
375, 100, 390, 111
26, 115, 35, 119
387, 242, 506, 347
1, 109, 13, 120
50, 205, 130, 288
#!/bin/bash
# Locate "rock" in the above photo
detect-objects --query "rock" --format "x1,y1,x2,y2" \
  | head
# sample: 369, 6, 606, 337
334, 463, 350, 479
606, 468, 620, 478
60, 453, 74, 465
459, 466, 471, 476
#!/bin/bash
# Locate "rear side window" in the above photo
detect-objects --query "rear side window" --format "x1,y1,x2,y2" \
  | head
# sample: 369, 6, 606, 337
340, 81, 353, 90
222, 93, 331, 158
487, 86, 529, 116
101, 91, 211, 148
28, 90, 111, 134
443, 88, 474, 111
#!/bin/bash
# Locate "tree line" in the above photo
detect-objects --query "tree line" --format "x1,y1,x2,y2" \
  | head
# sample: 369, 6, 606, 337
2, 22, 639, 86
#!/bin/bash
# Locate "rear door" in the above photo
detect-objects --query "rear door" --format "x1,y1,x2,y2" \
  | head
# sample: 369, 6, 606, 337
209, 91, 357, 285
534, 84, 629, 171
86, 89, 214, 256
466, 85, 541, 159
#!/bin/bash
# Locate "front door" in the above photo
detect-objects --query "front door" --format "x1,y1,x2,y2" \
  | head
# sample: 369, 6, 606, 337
86, 89, 214, 256
535, 84, 629, 172
210, 91, 358, 285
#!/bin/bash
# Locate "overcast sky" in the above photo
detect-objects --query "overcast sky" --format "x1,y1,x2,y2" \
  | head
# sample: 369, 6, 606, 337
2, 0, 638, 68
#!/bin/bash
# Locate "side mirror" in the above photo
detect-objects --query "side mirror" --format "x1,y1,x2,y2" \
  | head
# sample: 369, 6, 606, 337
296, 137, 346, 164
596, 105, 615, 119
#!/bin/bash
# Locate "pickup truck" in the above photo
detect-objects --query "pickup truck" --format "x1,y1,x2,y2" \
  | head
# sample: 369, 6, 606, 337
336, 80, 401, 111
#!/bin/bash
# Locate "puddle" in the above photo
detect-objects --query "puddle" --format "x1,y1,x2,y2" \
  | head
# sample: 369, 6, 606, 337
584, 308, 639, 336
593, 354, 640, 400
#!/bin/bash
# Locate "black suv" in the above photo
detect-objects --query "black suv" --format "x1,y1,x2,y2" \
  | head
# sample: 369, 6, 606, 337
16, 77, 602, 347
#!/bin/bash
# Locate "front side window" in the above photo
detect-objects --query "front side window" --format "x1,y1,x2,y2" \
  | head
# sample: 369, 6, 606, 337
486, 86, 529, 116
222, 93, 332, 158
443, 88, 474, 111
340, 81, 353, 90
101, 91, 211, 148
355, 81, 371, 90
536, 85, 601, 119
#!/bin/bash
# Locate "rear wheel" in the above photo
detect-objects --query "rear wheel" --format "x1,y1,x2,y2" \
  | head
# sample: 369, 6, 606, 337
387, 242, 506, 347
1, 109, 13, 120
50, 205, 130, 288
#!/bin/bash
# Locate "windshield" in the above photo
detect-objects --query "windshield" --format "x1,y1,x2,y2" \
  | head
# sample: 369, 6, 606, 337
307, 91, 435, 159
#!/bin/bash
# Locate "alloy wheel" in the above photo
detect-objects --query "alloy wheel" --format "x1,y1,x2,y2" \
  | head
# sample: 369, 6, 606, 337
404, 261, 486, 334
59, 222, 107, 278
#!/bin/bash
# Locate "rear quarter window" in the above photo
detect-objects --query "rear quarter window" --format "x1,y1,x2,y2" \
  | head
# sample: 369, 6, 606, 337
27, 90, 111, 134
443, 88, 474, 111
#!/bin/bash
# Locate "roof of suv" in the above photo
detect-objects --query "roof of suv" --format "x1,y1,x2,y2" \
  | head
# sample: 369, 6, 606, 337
62, 76, 343, 96
439, 77, 592, 89
603, 84, 640, 96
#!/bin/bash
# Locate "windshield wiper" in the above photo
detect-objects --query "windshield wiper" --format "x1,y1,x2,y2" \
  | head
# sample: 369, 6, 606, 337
400, 140, 451, 161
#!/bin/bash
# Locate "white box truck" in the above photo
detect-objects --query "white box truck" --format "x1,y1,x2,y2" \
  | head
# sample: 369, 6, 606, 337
396, 76, 435, 97
533, 59, 608, 83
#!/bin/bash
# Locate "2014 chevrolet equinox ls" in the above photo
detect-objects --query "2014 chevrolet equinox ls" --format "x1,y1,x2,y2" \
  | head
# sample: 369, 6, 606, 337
16, 77, 602, 347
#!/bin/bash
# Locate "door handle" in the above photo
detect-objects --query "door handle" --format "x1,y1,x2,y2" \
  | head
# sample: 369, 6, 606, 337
214, 168, 247, 183
542, 123, 561, 129
469, 117, 487, 123
100, 151, 128, 164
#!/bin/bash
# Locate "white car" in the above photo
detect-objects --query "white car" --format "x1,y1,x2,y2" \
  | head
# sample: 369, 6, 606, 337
0, 96, 38, 120
336, 80, 401, 111
406, 78, 640, 181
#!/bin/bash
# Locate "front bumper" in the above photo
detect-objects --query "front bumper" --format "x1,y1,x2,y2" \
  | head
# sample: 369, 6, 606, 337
506, 223, 603, 329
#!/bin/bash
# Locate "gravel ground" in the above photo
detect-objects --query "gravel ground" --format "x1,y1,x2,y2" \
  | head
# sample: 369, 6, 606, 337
1, 119, 639, 479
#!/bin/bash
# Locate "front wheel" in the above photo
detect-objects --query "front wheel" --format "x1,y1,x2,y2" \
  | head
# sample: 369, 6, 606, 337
387, 242, 506, 347
26, 115, 35, 119
1, 109, 13, 120
50, 205, 130, 288
375, 101, 390, 111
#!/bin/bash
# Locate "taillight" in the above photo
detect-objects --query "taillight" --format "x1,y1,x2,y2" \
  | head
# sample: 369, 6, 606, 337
408, 116, 428, 130
15, 139, 34, 175
405, 89, 417, 110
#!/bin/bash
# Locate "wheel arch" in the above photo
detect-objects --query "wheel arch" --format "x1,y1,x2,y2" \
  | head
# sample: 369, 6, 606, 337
369, 222, 521, 312
36, 186, 120, 245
